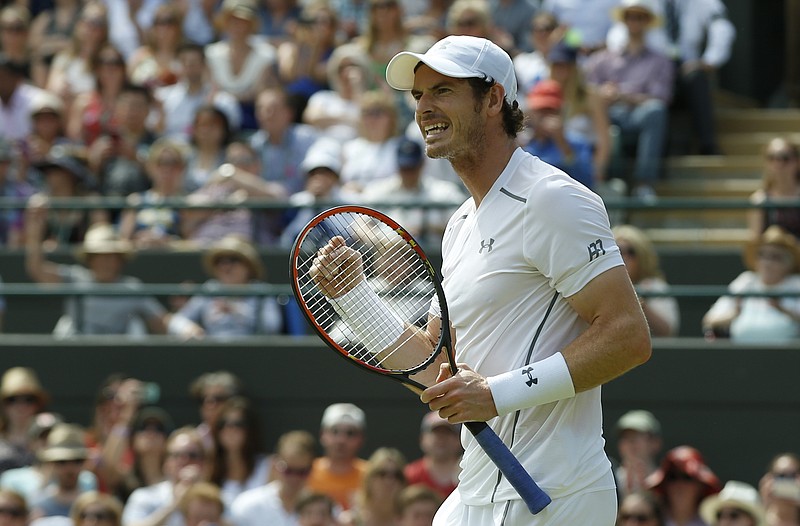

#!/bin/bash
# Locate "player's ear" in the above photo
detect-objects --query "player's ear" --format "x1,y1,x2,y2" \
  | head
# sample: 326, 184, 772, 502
486, 83, 505, 116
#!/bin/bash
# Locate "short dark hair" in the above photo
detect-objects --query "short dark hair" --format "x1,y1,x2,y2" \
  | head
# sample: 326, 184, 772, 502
466, 77, 524, 138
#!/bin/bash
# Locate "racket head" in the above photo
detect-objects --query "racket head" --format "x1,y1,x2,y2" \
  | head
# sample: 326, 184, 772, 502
290, 206, 454, 389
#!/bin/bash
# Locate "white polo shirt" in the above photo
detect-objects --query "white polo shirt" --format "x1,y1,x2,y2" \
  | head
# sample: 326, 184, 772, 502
439, 148, 623, 504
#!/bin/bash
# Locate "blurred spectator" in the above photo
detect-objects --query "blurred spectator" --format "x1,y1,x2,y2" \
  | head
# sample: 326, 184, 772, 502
21, 91, 73, 181
758, 452, 800, 526
249, 87, 320, 197
0, 52, 48, 142
522, 78, 594, 189
277, 2, 341, 100
0, 6, 34, 81
188, 371, 244, 453
617, 490, 666, 526
1, 413, 98, 503
584, 0, 674, 199
747, 137, 800, 240
118, 137, 191, 249
183, 105, 231, 193
403, 412, 461, 500
156, 44, 241, 142
179, 0, 218, 47
354, 0, 431, 88
177, 482, 229, 526
182, 142, 287, 247
115, 407, 174, 502
397, 484, 441, 526
444, 0, 512, 54
28, 0, 82, 87
45, 1, 109, 107
607, 0, 736, 155
26, 147, 105, 247
296, 492, 337, 526
340, 90, 402, 193
340, 447, 407, 526
513, 11, 563, 100
307, 403, 367, 511
102, 0, 144, 61
209, 397, 270, 508
167, 235, 288, 339
280, 137, 355, 249
489, 0, 537, 56
302, 43, 371, 143
362, 136, 464, 246
613, 224, 680, 336
70, 491, 124, 526
86, 83, 158, 200
329, 0, 370, 41
0, 274, 4, 332
540, 0, 620, 54
127, 3, 183, 89
646, 445, 722, 526
546, 39, 612, 182
0, 489, 29, 526
0, 138, 35, 248
0, 368, 48, 472
122, 426, 208, 526
257, 0, 302, 47
700, 481, 765, 526
66, 43, 128, 147
614, 410, 663, 499
702, 226, 800, 343
206, 0, 279, 131
230, 429, 317, 526
402, 0, 451, 43
28, 424, 91, 521
24, 221, 169, 336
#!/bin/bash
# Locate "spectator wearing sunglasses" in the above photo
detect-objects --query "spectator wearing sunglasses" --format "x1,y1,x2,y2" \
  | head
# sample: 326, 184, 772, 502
0, 368, 49, 473
700, 481, 765, 526
0, 489, 29, 526
758, 452, 800, 526
702, 226, 800, 343
231, 430, 317, 526
617, 490, 665, 526
209, 397, 271, 509
122, 427, 208, 526
747, 137, 800, 240
70, 491, 124, 526
646, 446, 722, 526
28, 424, 91, 521
188, 372, 244, 454
115, 408, 175, 503
613, 224, 680, 337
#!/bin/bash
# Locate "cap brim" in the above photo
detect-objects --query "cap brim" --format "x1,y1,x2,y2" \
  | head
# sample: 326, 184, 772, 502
386, 51, 483, 91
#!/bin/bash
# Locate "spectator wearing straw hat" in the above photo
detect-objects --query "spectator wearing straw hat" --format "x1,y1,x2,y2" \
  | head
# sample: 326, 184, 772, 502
167, 235, 288, 339
24, 221, 169, 337
700, 481, 766, 526
28, 424, 91, 521
702, 226, 800, 343
0, 368, 49, 472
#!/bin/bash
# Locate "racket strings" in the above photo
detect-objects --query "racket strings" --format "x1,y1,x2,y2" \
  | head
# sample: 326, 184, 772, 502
295, 212, 439, 372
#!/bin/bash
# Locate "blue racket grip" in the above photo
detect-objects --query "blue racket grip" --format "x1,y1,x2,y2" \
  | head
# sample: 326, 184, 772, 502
464, 421, 551, 514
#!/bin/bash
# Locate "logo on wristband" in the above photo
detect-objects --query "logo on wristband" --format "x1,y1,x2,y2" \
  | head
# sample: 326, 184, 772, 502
522, 367, 538, 387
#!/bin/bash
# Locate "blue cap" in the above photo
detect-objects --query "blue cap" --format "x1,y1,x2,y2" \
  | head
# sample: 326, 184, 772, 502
397, 138, 424, 169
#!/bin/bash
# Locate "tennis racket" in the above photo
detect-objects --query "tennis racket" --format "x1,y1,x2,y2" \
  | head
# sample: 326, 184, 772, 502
289, 205, 551, 514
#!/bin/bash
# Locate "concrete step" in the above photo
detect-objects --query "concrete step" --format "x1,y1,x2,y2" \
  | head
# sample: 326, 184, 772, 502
642, 227, 751, 249
664, 155, 762, 178
719, 132, 800, 156
716, 109, 800, 134
629, 209, 747, 229
655, 178, 760, 198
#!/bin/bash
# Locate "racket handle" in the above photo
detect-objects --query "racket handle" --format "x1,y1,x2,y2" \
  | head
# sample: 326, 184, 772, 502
464, 421, 552, 515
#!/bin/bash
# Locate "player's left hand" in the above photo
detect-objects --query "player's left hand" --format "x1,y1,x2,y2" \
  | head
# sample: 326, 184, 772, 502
420, 363, 499, 423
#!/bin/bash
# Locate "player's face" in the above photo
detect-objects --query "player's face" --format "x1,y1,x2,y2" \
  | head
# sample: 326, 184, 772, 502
412, 65, 487, 164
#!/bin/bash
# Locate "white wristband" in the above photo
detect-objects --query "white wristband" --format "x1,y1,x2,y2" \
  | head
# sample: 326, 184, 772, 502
329, 280, 405, 354
487, 352, 575, 416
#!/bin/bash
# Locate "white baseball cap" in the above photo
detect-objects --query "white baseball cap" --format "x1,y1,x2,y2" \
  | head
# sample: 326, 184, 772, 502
386, 35, 517, 104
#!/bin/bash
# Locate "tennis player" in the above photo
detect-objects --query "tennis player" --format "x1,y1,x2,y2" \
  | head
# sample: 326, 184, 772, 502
380, 36, 653, 525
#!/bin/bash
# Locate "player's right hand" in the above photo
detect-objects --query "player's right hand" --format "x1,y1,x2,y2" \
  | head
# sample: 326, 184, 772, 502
310, 236, 365, 298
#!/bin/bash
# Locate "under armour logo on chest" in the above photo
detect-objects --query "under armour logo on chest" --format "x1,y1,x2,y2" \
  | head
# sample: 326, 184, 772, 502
479, 238, 495, 254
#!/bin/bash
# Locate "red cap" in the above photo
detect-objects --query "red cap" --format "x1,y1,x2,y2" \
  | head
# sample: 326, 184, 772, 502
646, 445, 722, 497
526, 79, 563, 111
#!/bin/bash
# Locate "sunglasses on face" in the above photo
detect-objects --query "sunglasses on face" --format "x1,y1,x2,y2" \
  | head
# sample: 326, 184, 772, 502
373, 469, 404, 480
201, 394, 230, 405
168, 450, 204, 461
667, 471, 695, 482
619, 246, 637, 258
620, 512, 655, 523
79, 510, 115, 521
221, 419, 248, 429
3, 394, 38, 405
758, 248, 791, 264
53, 459, 84, 466
0, 507, 25, 519
276, 461, 312, 477
214, 256, 244, 266
766, 152, 795, 163
716, 509, 747, 521
327, 427, 361, 438
0, 23, 26, 32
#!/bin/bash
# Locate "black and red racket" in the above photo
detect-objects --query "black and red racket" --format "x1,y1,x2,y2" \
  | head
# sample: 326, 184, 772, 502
289, 205, 551, 514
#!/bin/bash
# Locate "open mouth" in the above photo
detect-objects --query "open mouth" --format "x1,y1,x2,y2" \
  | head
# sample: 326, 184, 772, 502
423, 122, 449, 139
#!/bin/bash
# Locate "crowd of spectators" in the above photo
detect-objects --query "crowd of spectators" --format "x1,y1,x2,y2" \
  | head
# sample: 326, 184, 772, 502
0, 366, 797, 526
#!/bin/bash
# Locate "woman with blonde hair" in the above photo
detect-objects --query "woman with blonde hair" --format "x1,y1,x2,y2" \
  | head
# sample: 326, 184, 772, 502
0, 489, 28, 526
613, 224, 680, 337
747, 136, 800, 240
127, 3, 185, 89
341, 447, 408, 526
71, 491, 124, 526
